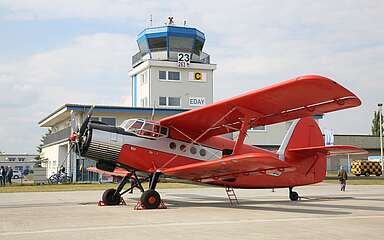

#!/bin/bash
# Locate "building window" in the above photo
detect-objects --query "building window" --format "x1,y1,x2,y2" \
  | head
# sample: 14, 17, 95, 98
15, 166, 23, 171
168, 97, 181, 107
90, 117, 116, 126
18, 158, 25, 162
101, 117, 116, 126
168, 71, 180, 80
159, 97, 181, 107
140, 73, 147, 85
159, 70, 180, 81
159, 71, 166, 80
159, 97, 167, 106
249, 126, 266, 131
148, 37, 167, 50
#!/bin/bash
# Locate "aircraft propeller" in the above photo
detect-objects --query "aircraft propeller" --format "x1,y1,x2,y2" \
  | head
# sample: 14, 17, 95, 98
78, 105, 95, 139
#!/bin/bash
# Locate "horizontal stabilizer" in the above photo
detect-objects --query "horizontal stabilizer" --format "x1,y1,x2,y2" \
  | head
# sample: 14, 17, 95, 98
288, 145, 368, 156
162, 152, 295, 181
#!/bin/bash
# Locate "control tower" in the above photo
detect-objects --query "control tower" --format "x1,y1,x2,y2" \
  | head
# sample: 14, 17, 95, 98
128, 18, 216, 109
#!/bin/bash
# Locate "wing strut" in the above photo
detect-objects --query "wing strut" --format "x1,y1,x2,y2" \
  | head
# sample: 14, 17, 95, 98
159, 107, 238, 169
233, 117, 250, 154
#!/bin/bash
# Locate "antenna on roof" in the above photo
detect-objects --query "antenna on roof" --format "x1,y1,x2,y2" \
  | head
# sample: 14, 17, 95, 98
149, 14, 153, 27
168, 16, 175, 25
183, 19, 187, 26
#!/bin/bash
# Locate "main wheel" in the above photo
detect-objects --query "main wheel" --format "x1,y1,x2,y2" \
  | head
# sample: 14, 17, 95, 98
289, 191, 299, 201
364, 172, 370, 177
102, 189, 121, 205
140, 190, 161, 209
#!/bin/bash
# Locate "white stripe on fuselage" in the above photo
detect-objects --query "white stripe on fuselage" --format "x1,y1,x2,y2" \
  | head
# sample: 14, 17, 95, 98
91, 129, 223, 161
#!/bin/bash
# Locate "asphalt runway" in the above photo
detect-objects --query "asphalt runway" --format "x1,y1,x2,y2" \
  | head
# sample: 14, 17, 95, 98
1, 183, 384, 240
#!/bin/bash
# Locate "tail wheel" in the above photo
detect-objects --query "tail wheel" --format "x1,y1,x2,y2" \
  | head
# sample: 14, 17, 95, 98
141, 189, 161, 209
102, 188, 121, 205
289, 191, 299, 201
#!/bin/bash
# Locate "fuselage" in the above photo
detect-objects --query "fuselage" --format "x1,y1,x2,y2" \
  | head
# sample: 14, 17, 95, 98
79, 119, 326, 189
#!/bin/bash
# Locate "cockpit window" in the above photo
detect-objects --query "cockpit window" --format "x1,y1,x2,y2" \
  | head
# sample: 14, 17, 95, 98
120, 119, 168, 139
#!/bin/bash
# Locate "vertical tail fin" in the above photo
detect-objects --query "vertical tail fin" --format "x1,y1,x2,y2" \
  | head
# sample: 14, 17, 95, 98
277, 117, 324, 161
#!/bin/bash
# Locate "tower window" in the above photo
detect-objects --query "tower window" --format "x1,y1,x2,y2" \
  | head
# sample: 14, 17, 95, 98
168, 97, 181, 106
159, 71, 166, 80
159, 97, 167, 106
168, 71, 180, 80
148, 37, 167, 50
158, 96, 181, 107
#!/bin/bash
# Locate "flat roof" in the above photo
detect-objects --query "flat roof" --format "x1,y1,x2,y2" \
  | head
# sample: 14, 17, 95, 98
39, 104, 189, 127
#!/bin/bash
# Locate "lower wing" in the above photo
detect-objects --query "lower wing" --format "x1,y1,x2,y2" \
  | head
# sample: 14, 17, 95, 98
162, 152, 295, 181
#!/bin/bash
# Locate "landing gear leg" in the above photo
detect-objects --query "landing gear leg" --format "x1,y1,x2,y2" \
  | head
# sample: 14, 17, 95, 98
140, 171, 162, 209
289, 187, 299, 201
101, 171, 143, 205
102, 173, 131, 205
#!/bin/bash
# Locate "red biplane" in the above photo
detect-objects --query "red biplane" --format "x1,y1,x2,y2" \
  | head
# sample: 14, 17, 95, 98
71, 75, 366, 209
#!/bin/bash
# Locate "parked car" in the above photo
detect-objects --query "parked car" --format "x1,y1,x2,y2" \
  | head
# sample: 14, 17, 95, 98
12, 170, 23, 179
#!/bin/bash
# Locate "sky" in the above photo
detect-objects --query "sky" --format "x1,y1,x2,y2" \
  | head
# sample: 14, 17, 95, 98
0, 0, 383, 153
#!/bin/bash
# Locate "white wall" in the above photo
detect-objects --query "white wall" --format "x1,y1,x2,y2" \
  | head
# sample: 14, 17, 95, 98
233, 122, 292, 146
42, 143, 68, 177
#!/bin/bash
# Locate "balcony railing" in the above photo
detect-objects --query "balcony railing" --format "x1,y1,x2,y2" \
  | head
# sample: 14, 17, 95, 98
43, 127, 71, 146
132, 50, 211, 67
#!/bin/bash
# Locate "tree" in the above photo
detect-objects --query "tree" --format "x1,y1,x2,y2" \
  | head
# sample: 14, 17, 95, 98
34, 128, 52, 167
371, 110, 383, 136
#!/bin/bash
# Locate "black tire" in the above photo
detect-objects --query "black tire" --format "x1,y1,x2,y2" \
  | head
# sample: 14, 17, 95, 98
48, 175, 59, 184
140, 190, 161, 209
364, 172, 370, 177
289, 191, 299, 201
61, 176, 71, 184
102, 189, 121, 205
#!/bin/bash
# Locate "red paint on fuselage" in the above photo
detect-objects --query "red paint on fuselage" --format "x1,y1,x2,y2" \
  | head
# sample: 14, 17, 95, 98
116, 118, 327, 189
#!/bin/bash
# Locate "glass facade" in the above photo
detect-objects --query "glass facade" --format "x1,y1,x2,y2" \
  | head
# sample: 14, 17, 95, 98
148, 37, 167, 50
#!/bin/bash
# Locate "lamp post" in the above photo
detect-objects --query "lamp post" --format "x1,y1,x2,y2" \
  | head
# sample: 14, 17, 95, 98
379, 103, 383, 172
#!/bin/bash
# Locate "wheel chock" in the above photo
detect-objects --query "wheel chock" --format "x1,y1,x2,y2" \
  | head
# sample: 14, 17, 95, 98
134, 200, 167, 210
97, 198, 127, 206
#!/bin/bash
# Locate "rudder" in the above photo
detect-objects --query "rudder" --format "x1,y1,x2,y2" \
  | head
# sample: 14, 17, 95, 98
277, 117, 324, 161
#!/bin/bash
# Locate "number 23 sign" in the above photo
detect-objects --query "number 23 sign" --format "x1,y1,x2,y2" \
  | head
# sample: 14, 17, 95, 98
178, 52, 191, 67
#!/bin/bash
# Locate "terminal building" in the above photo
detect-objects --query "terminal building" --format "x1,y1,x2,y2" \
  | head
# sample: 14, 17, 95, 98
38, 18, 378, 182
0, 153, 37, 175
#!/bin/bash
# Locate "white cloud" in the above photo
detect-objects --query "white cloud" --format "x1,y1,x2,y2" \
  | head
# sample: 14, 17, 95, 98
0, 0, 162, 21
0, 33, 136, 152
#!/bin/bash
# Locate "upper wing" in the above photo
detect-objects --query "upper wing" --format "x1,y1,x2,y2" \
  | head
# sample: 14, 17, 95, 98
160, 75, 361, 140
162, 152, 294, 181
288, 145, 368, 157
